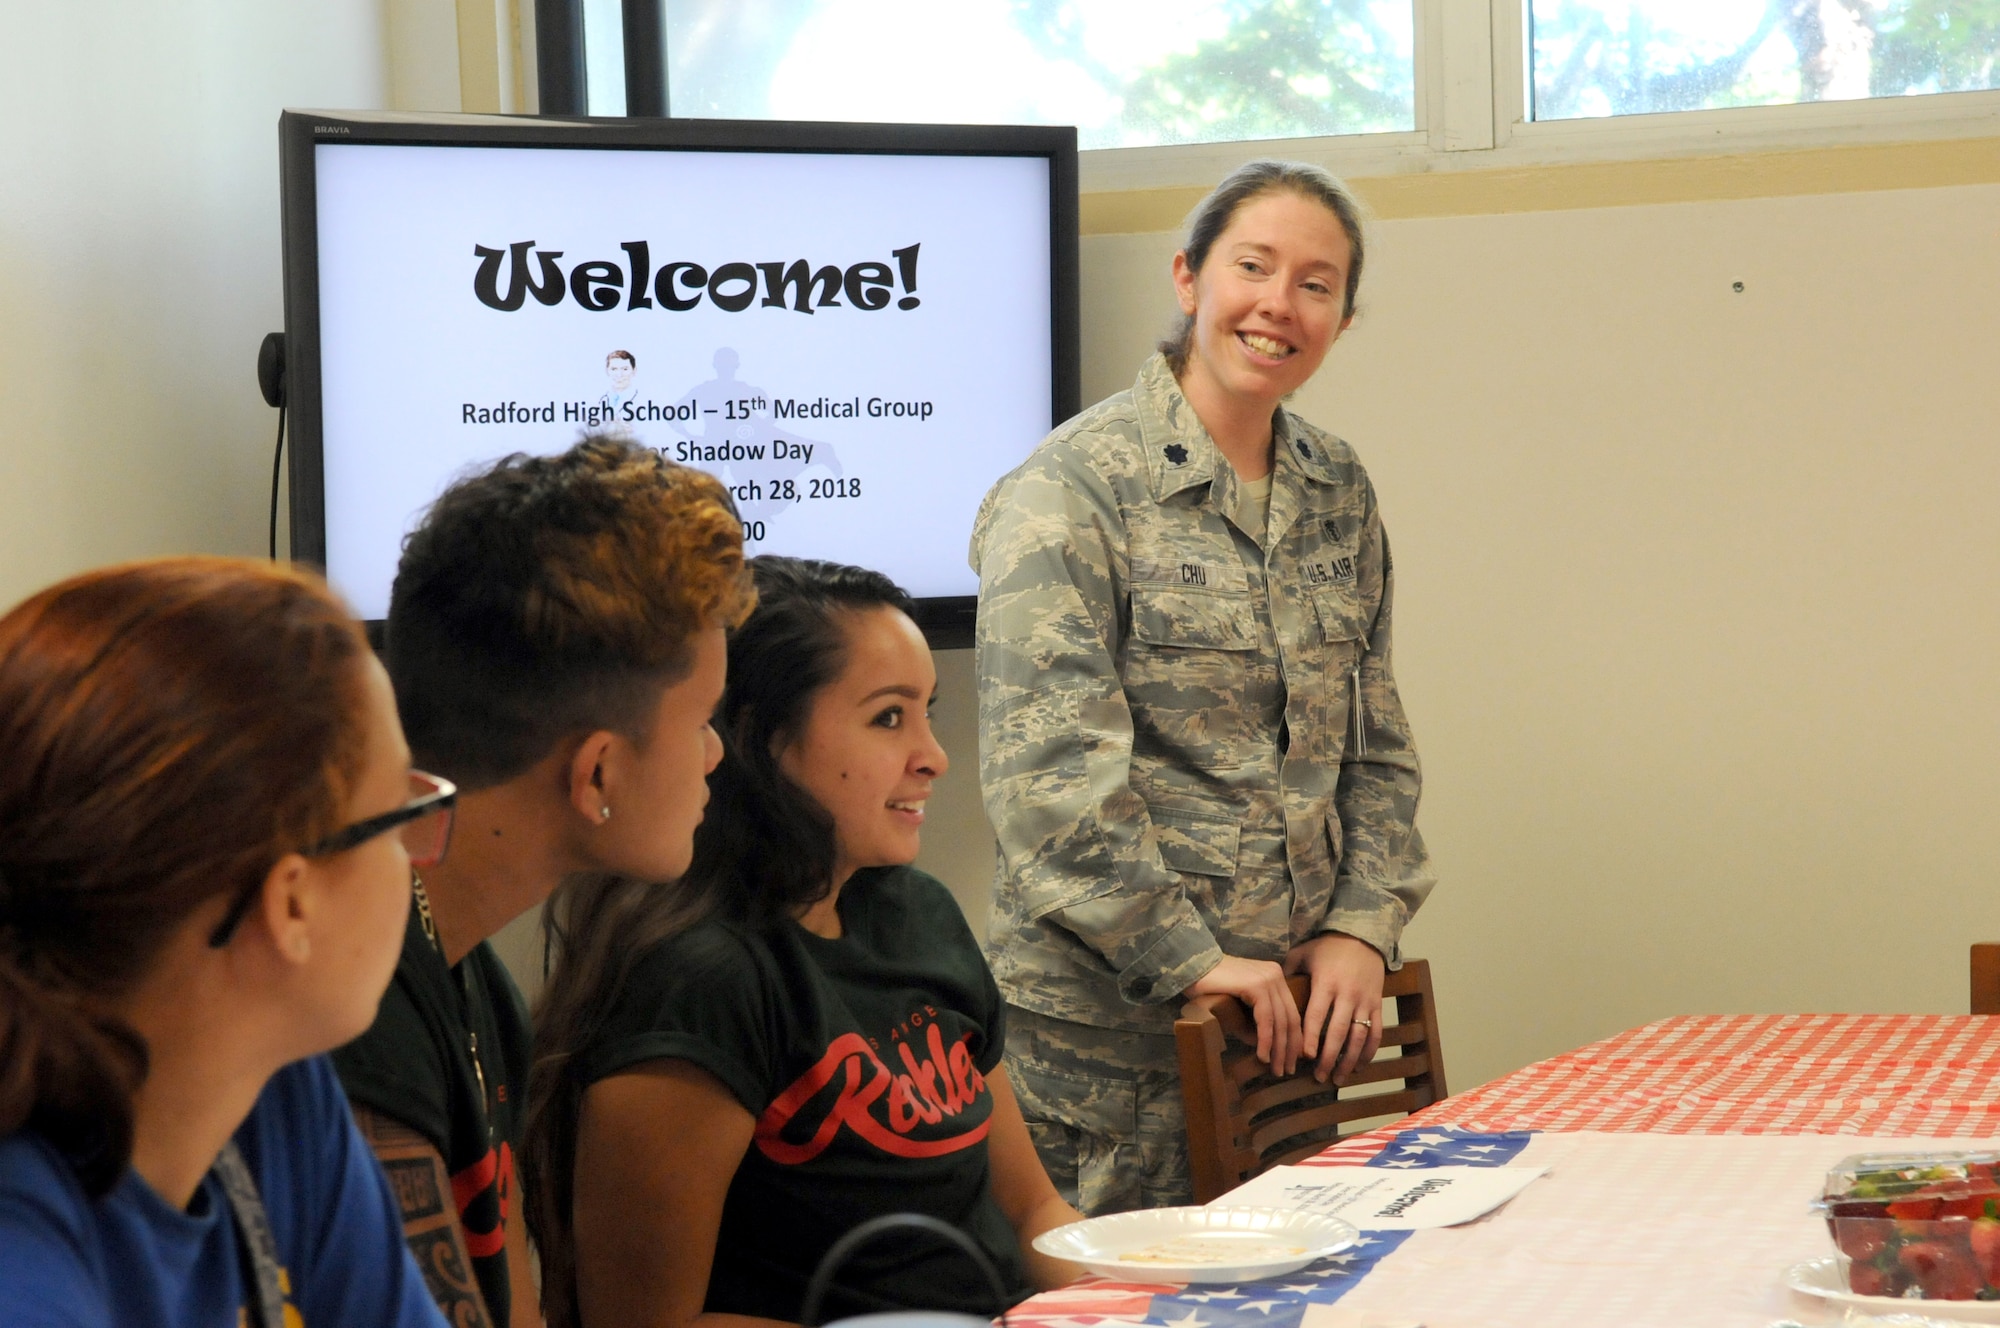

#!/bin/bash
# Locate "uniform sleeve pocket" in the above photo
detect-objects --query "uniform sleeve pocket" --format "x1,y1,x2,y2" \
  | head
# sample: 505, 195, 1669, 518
1150, 805, 1241, 878
1130, 585, 1257, 651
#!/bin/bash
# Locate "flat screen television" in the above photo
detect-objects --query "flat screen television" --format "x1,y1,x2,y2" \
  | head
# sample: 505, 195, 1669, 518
278, 109, 1079, 646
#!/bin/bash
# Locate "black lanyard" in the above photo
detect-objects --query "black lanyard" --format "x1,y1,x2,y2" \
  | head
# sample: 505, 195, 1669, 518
212, 1141, 287, 1328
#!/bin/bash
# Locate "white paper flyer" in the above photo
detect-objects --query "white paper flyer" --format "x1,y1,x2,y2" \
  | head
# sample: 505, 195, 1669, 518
1214, 1164, 1548, 1230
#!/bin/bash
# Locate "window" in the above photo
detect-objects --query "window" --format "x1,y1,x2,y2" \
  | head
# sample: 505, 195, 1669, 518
1530, 0, 2000, 120
583, 0, 629, 116
659, 1, 1417, 148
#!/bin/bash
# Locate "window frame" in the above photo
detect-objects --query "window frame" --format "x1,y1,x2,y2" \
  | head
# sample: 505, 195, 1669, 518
548, 0, 2000, 190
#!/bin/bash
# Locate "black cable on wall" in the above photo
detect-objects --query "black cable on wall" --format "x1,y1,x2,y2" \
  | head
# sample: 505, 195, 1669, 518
267, 404, 288, 561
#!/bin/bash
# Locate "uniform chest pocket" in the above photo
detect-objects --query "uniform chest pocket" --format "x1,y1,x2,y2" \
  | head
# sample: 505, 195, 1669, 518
1308, 584, 1366, 647
1129, 585, 1257, 652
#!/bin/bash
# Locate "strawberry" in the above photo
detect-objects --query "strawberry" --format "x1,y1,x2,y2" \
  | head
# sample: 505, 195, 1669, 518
1938, 1196, 1988, 1219
1900, 1241, 1983, 1300
1970, 1218, 2000, 1288
1834, 1219, 1892, 1262
1849, 1261, 1891, 1297
1889, 1198, 1942, 1220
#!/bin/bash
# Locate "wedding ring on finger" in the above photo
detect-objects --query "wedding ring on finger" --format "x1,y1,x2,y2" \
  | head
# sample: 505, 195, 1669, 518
1353, 1018, 1372, 1029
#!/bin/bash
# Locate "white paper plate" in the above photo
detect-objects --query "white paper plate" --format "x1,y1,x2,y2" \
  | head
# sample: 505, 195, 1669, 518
1785, 1257, 2000, 1323
1033, 1206, 1359, 1283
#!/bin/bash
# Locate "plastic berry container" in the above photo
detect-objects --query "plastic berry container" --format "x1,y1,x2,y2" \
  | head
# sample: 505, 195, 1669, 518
1817, 1152, 2000, 1301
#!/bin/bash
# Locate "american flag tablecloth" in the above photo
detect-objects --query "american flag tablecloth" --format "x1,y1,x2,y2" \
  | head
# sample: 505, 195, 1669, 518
1012, 1014, 2000, 1327
1011, 1129, 1533, 1328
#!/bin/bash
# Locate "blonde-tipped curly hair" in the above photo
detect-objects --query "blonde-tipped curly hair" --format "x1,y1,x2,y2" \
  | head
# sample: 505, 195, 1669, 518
386, 434, 756, 789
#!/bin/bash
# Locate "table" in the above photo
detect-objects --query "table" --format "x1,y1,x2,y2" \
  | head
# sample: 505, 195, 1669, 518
1013, 1014, 2000, 1328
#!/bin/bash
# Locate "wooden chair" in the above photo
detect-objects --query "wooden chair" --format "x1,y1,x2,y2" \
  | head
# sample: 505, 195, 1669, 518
1176, 958, 1448, 1204
1973, 944, 2000, 1015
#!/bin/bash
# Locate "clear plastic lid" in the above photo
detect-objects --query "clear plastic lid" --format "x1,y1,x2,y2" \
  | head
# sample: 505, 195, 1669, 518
1817, 1151, 2000, 1208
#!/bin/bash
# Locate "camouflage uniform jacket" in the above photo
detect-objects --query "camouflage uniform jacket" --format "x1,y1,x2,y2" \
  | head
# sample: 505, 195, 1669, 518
970, 354, 1435, 1034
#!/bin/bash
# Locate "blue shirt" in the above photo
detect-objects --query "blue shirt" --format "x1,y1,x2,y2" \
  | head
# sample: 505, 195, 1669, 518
0, 1055, 446, 1328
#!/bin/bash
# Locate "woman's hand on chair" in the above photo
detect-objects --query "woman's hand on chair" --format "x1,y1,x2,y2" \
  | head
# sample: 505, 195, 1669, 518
1285, 934, 1386, 1084
1186, 955, 1303, 1074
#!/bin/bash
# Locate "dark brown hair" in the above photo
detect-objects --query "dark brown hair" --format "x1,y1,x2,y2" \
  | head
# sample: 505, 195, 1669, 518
522, 556, 915, 1328
0, 557, 373, 1193
1159, 159, 1369, 377
385, 435, 755, 791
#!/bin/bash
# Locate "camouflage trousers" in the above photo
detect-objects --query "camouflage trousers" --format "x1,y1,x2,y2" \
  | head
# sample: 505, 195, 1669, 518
1004, 1005, 1193, 1217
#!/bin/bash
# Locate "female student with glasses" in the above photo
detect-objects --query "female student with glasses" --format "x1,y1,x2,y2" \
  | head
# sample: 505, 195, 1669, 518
0, 557, 452, 1328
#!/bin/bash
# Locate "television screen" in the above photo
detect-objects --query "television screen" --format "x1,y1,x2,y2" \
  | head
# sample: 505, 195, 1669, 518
279, 110, 1079, 643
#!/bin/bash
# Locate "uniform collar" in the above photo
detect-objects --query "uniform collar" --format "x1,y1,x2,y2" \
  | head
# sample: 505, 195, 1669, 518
1132, 354, 1341, 532
1133, 353, 1221, 501
1265, 409, 1311, 550
1275, 408, 1341, 486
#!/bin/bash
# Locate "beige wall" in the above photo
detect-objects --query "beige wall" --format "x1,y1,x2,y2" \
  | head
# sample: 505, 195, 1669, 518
387, 0, 466, 114
0, 3, 391, 610
0, 0, 512, 615
913, 180, 2000, 1094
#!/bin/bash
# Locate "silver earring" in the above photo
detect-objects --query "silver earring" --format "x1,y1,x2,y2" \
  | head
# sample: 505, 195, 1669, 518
599, 805, 612, 821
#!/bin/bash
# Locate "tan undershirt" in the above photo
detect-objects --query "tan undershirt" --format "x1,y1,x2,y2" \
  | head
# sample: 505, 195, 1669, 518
1239, 470, 1274, 542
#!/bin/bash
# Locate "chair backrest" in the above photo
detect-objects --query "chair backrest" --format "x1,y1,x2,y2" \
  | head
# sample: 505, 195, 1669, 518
1175, 958, 1447, 1204
1973, 944, 2000, 1015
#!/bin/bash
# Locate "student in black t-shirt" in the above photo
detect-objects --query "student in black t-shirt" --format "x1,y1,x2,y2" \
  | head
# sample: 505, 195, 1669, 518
524, 557, 1084, 1328
332, 438, 755, 1328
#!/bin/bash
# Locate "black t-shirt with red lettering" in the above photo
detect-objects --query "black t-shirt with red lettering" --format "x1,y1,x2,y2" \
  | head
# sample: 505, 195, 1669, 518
333, 898, 528, 1327
579, 865, 1028, 1322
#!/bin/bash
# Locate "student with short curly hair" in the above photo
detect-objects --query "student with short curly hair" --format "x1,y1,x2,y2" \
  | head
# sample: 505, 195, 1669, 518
333, 436, 754, 1328
0, 557, 447, 1327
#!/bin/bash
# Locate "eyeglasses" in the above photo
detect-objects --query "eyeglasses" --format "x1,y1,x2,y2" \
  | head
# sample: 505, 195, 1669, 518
207, 770, 458, 948
306, 770, 457, 866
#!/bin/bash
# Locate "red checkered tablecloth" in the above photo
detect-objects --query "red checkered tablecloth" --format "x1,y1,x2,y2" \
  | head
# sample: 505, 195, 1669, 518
1301, 1013, 2000, 1167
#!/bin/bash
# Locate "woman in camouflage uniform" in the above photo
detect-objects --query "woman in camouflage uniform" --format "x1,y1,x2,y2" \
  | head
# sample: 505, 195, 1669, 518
970, 161, 1436, 1215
